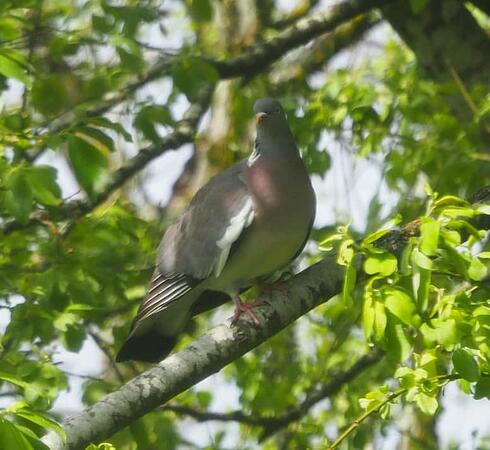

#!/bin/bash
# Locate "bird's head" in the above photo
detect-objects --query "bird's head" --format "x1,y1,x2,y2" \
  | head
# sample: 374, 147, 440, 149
251, 98, 297, 158
253, 97, 287, 127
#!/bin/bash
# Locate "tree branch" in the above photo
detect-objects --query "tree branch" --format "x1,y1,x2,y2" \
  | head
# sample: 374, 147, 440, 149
40, 186, 489, 449
161, 349, 383, 440
327, 374, 459, 449
4, 0, 390, 236
213, 0, 389, 79
42, 253, 346, 449
259, 348, 384, 441
271, 14, 380, 86
32, 0, 386, 154
3, 85, 213, 235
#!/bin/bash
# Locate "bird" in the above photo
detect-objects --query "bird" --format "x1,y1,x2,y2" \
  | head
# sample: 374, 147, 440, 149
116, 98, 316, 363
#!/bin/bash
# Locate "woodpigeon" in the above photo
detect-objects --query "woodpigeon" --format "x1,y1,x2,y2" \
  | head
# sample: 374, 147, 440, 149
116, 98, 316, 363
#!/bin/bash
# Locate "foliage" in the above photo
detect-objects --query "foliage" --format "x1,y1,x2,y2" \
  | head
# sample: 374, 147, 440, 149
0, 0, 489, 449
336, 192, 490, 441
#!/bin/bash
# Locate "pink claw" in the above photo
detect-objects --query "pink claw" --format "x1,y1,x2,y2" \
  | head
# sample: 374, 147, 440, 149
231, 298, 263, 325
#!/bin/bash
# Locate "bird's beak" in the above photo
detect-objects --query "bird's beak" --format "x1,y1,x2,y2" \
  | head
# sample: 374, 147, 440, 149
255, 112, 268, 124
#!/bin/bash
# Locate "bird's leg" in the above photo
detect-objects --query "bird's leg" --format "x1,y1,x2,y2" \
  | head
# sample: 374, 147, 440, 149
260, 281, 289, 296
231, 296, 263, 325
258, 272, 291, 296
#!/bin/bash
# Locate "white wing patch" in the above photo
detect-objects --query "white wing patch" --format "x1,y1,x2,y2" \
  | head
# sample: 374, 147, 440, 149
214, 196, 254, 277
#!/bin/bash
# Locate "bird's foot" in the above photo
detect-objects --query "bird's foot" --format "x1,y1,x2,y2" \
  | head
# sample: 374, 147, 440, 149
231, 297, 263, 325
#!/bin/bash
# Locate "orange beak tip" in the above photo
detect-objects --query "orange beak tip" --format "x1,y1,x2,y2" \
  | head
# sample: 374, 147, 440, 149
255, 112, 267, 124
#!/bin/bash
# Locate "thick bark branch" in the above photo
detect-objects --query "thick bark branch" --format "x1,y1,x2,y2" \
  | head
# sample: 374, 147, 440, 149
271, 14, 380, 86
42, 253, 345, 450
213, 0, 389, 78
34, 0, 386, 150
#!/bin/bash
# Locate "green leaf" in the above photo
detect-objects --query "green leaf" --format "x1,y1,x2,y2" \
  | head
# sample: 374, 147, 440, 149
31, 75, 69, 116
409, 0, 428, 13
67, 134, 109, 197
74, 127, 115, 153
415, 391, 438, 415
419, 218, 439, 256
25, 166, 62, 206
434, 195, 469, 208
85, 443, 116, 450
171, 58, 218, 101
3, 169, 33, 223
14, 424, 50, 450
116, 46, 143, 72
361, 216, 402, 246
364, 252, 397, 276
337, 238, 354, 266
189, 0, 213, 22
468, 258, 487, 281
384, 314, 412, 363
134, 105, 173, 142
412, 247, 432, 270
0, 49, 30, 85
477, 204, 490, 215
196, 391, 212, 408
342, 260, 357, 304
318, 232, 343, 251
61, 323, 86, 352
452, 349, 479, 382
412, 249, 431, 310
441, 207, 475, 218
421, 319, 458, 349
304, 147, 330, 175
474, 377, 490, 400
363, 293, 375, 341
383, 287, 418, 326
0, 372, 28, 388
13, 409, 65, 441
374, 300, 387, 341
54, 312, 77, 332
440, 229, 461, 247
87, 117, 133, 142
0, 418, 34, 450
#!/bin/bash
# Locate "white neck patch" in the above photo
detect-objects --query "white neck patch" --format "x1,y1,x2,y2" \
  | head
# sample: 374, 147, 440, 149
247, 141, 260, 167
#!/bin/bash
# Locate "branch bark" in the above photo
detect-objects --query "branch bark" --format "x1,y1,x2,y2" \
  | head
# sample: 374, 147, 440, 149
42, 253, 346, 449
213, 0, 389, 78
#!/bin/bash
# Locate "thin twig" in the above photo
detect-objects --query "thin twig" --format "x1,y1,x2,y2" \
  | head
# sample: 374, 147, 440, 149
327, 374, 459, 449
160, 349, 384, 441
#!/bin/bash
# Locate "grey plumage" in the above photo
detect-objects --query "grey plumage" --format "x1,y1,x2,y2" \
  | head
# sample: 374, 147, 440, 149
116, 98, 316, 363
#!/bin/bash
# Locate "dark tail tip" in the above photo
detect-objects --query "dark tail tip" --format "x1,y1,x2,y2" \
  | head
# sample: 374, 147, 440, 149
116, 331, 178, 363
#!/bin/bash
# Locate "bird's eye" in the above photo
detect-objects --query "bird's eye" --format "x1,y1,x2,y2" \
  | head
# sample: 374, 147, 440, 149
275, 107, 281, 113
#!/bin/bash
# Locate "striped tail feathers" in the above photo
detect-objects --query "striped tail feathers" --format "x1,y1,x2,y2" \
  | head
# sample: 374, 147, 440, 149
116, 271, 199, 363
134, 271, 198, 323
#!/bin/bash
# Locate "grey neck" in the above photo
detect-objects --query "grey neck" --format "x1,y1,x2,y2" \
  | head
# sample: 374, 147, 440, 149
248, 127, 299, 166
